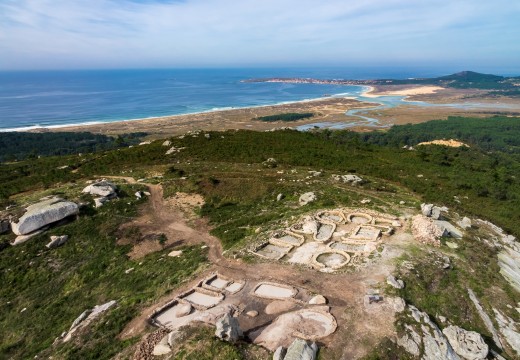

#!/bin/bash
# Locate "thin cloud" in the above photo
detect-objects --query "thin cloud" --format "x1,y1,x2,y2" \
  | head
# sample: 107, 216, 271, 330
0, 0, 518, 70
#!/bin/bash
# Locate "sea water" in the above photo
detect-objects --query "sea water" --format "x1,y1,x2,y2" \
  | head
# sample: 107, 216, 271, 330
1, 68, 509, 131
0, 67, 440, 131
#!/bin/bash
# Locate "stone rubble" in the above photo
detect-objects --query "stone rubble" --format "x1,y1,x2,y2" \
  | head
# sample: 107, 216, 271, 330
411, 215, 445, 247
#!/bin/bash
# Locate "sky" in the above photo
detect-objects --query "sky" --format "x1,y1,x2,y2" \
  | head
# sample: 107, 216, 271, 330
0, 0, 519, 72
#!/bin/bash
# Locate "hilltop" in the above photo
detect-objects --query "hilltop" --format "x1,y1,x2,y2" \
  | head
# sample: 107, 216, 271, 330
1, 116, 520, 359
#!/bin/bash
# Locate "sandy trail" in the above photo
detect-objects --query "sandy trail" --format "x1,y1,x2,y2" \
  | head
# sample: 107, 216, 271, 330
114, 178, 401, 358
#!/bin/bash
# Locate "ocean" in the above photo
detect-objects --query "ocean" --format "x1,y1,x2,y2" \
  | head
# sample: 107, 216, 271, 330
0, 68, 440, 131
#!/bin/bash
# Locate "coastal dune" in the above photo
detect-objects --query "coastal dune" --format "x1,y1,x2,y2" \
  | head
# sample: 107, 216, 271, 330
363, 85, 445, 98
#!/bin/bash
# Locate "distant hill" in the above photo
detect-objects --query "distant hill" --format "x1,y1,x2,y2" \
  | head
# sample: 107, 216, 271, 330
245, 71, 520, 94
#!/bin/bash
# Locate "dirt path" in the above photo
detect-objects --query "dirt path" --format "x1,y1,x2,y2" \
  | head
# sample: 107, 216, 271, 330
113, 177, 402, 358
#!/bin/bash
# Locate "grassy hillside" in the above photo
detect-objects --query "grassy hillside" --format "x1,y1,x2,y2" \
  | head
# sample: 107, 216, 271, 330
1, 116, 520, 359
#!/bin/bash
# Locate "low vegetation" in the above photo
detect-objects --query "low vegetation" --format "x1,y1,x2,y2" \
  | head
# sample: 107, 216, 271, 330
0, 183, 207, 359
256, 112, 314, 122
0, 131, 147, 162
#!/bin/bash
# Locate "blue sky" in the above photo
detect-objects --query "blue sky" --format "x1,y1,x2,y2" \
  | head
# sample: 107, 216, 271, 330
0, 0, 519, 72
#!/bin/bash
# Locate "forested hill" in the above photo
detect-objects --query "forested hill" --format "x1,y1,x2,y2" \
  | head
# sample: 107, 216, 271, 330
0, 132, 146, 162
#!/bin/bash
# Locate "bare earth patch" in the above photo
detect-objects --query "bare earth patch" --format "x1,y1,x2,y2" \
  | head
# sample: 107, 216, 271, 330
417, 139, 469, 148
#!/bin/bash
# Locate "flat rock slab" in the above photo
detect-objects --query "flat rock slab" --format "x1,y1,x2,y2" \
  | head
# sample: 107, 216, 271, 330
11, 198, 78, 235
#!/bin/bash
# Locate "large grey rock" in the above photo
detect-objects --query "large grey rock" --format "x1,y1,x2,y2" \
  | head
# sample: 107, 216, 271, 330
46, 235, 69, 249
299, 192, 316, 206
82, 181, 116, 197
442, 325, 488, 360
283, 338, 318, 360
11, 198, 78, 236
421, 203, 448, 220
435, 221, 463, 239
387, 275, 405, 289
215, 313, 243, 343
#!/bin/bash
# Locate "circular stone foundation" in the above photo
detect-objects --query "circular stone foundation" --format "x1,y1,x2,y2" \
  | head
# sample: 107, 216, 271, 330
347, 213, 373, 224
312, 250, 351, 270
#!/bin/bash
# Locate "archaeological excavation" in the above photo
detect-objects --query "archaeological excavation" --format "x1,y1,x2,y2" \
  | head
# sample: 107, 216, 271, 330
251, 208, 402, 272
148, 272, 338, 355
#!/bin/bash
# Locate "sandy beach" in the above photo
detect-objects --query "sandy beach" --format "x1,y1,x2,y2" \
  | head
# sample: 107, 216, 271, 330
362, 85, 445, 98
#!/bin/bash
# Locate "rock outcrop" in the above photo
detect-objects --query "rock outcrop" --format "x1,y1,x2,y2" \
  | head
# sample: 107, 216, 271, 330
442, 326, 488, 360
493, 309, 520, 355
46, 235, 69, 249
63, 300, 117, 342
299, 192, 316, 206
332, 174, 363, 185
467, 288, 503, 349
215, 312, 243, 343
497, 243, 520, 293
10, 198, 78, 236
397, 305, 461, 360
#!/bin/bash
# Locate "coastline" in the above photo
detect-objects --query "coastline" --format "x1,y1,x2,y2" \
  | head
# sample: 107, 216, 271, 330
5, 83, 520, 137
1, 89, 368, 133
31, 96, 380, 137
